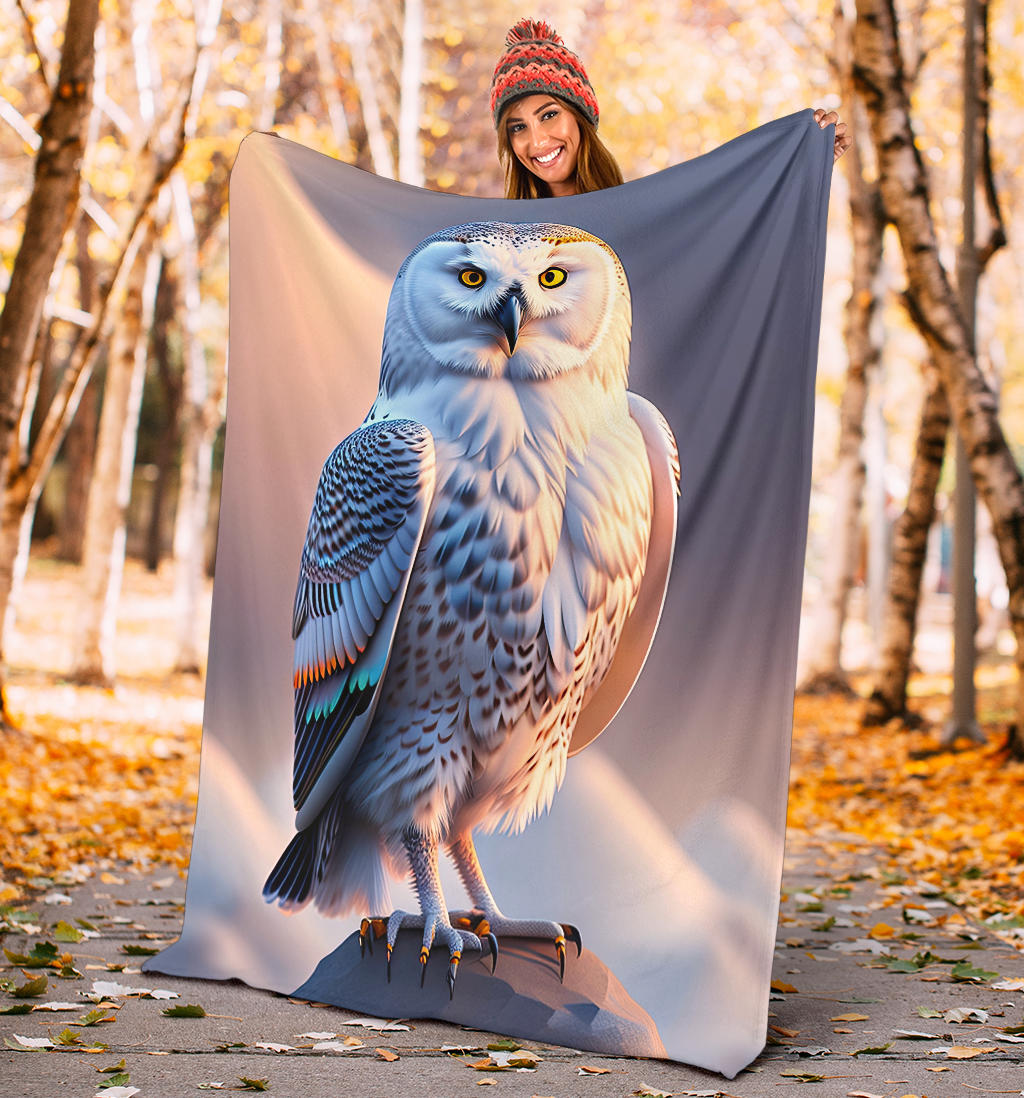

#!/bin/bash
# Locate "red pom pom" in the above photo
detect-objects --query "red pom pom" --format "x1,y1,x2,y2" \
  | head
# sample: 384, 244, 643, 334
505, 18, 564, 48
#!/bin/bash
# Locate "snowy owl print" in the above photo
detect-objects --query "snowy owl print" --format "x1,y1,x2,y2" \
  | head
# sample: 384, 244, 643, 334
263, 220, 679, 998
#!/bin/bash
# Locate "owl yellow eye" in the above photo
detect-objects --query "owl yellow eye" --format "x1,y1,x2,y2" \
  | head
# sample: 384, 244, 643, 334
458, 268, 486, 288
539, 267, 567, 289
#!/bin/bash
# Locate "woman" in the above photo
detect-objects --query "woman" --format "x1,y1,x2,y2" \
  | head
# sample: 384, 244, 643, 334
490, 18, 850, 199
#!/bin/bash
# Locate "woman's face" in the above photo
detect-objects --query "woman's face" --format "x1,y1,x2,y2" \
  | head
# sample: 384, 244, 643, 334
503, 94, 581, 197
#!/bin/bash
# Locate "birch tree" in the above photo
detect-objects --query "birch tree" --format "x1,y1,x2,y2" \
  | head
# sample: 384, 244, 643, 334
70, 227, 159, 683
800, 0, 886, 692
853, 0, 1021, 730
860, 0, 1006, 726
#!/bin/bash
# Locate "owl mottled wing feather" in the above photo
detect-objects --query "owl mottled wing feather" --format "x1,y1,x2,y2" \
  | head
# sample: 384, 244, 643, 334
292, 418, 435, 830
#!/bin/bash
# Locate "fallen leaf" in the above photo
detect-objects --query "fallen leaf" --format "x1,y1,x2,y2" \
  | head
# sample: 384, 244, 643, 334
916, 1006, 942, 1018
96, 1073, 131, 1089
770, 1025, 800, 1037
92, 1088, 139, 1098
578, 1066, 612, 1075
236, 1079, 270, 1092
950, 961, 998, 983
831, 1013, 869, 1022
72, 1009, 117, 1026
12, 974, 48, 998
771, 979, 799, 993
847, 1092, 886, 1098
5, 1034, 55, 1050
162, 1003, 206, 1017
343, 1016, 410, 1031
254, 1042, 293, 1052
991, 978, 1024, 991
53, 920, 84, 943
946, 1046, 985, 1059
869, 922, 896, 939
633, 1087, 673, 1097
852, 1042, 893, 1055
924, 1066, 951, 1072
375, 1048, 399, 1061
296, 1031, 337, 1040
97, 1059, 127, 1073
944, 1007, 988, 1023
311, 1041, 357, 1052
779, 1068, 824, 1082
892, 1030, 938, 1040
477, 1082, 497, 1088
32, 1001, 80, 1011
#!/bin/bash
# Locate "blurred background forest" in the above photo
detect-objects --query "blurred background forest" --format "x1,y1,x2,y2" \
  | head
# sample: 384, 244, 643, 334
1, 0, 1023, 742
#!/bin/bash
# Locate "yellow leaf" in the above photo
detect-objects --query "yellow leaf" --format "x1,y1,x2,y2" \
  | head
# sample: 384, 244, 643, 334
831, 1012, 869, 1022
375, 1048, 399, 1062
771, 979, 798, 993
946, 1046, 985, 1059
868, 922, 896, 939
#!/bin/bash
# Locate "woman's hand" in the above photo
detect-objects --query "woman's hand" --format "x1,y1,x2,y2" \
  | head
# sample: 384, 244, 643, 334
813, 107, 852, 161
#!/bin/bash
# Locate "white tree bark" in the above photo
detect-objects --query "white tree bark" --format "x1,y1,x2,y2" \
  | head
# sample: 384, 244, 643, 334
397, 0, 423, 186
344, 0, 395, 178
70, 232, 160, 684
169, 171, 222, 674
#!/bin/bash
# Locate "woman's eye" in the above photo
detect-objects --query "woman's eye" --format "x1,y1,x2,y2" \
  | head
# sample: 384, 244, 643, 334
459, 268, 486, 288
539, 267, 567, 289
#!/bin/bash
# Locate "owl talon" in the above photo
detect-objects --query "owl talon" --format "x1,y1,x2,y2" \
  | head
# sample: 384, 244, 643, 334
562, 922, 583, 957
485, 931, 499, 974
359, 917, 387, 957
419, 945, 430, 988
447, 950, 461, 999
555, 936, 566, 981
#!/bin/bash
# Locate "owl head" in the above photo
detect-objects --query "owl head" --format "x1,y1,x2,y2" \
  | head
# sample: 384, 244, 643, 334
380, 222, 631, 393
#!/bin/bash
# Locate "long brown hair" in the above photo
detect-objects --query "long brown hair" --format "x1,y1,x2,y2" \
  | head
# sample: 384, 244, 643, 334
496, 100, 624, 199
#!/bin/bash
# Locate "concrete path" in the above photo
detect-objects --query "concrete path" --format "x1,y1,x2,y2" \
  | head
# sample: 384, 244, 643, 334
3, 831, 1023, 1098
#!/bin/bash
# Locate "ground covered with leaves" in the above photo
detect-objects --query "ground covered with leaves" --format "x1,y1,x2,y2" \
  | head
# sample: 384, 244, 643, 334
0, 558, 205, 903
789, 665, 1024, 948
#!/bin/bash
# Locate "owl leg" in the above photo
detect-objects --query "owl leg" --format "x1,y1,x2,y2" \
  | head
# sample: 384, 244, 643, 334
371, 827, 494, 998
447, 832, 582, 981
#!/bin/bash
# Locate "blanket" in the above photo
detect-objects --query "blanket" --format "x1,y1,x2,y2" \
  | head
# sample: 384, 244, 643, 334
146, 111, 833, 1076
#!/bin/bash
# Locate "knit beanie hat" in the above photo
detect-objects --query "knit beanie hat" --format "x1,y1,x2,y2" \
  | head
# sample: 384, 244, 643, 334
490, 18, 599, 130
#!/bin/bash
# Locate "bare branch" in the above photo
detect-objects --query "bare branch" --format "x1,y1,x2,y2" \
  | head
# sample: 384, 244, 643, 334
15, 0, 52, 94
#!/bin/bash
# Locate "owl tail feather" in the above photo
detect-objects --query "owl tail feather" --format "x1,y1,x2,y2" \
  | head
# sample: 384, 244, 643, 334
263, 827, 318, 912
263, 796, 394, 918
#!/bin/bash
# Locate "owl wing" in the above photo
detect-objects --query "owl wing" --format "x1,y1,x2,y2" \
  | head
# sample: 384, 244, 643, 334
568, 393, 680, 756
291, 418, 435, 831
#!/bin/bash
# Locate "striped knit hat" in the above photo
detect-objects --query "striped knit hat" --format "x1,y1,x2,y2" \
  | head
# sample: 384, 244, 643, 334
490, 19, 599, 129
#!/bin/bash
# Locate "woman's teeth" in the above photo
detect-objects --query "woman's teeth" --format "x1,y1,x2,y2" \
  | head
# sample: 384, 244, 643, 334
535, 147, 562, 165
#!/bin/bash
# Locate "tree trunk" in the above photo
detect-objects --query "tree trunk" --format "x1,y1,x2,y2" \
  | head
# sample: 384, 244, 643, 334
0, 39, 199, 721
863, 372, 949, 724
345, 0, 395, 178
0, 0, 100, 510
397, 0, 423, 186
169, 173, 222, 674
858, 0, 1006, 727
143, 254, 181, 572
58, 214, 101, 563
800, 2, 887, 692
70, 232, 159, 685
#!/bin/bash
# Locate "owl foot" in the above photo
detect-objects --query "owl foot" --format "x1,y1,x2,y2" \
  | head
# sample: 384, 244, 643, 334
450, 911, 582, 981
360, 910, 497, 998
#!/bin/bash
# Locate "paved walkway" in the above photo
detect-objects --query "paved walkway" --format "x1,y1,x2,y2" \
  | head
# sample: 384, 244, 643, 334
2, 832, 1023, 1098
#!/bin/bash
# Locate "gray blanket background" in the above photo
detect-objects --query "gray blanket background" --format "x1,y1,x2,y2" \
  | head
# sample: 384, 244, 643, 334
146, 111, 833, 1076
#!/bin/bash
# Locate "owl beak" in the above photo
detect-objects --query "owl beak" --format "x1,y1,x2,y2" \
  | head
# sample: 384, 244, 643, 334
491, 287, 527, 355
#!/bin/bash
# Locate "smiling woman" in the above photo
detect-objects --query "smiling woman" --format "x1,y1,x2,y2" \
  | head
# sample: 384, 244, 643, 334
491, 18, 851, 199
491, 20, 624, 199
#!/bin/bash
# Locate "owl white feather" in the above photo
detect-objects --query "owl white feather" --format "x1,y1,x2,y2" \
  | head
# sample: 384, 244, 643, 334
264, 221, 679, 994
